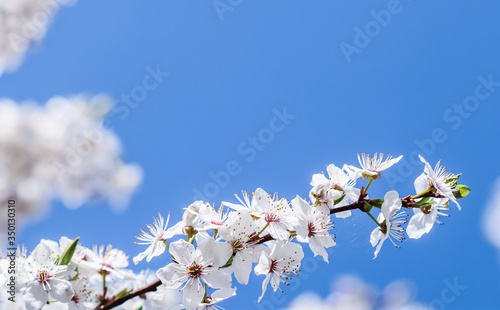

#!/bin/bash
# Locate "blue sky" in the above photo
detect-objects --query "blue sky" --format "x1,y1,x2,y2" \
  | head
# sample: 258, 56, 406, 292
3, 0, 500, 308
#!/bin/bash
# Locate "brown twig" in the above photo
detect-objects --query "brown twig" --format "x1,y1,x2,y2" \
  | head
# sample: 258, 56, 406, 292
96, 279, 162, 310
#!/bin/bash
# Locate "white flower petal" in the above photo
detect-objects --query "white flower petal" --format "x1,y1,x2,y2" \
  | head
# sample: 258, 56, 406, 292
414, 173, 429, 194
24, 283, 47, 310
258, 274, 272, 303
157, 264, 187, 289
49, 278, 75, 303
169, 240, 195, 266
407, 213, 428, 239
202, 269, 232, 289
233, 253, 253, 285
254, 252, 272, 276
182, 278, 205, 309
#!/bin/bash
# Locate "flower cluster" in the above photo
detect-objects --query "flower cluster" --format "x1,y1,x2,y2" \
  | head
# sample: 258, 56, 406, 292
128, 154, 469, 309
0, 238, 179, 310
12, 153, 470, 309
0, 95, 142, 231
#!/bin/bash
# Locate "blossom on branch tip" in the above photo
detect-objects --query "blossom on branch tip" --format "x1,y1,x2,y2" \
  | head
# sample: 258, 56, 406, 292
418, 155, 461, 210
407, 173, 450, 239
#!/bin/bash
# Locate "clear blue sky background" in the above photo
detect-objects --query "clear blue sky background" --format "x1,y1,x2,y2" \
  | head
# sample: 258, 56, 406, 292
3, 0, 500, 308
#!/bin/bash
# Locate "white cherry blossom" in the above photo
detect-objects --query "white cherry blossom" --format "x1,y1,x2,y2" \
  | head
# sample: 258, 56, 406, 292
292, 196, 335, 263
222, 189, 267, 218
407, 173, 450, 239
67, 278, 96, 310
255, 189, 296, 241
79, 245, 129, 279
168, 201, 210, 236
134, 213, 175, 264
254, 240, 304, 303
196, 204, 232, 231
310, 163, 360, 218
418, 155, 461, 210
196, 288, 236, 310
19, 243, 74, 310
172, 288, 237, 310
407, 198, 449, 239
370, 191, 407, 259
156, 239, 232, 309
224, 188, 296, 240
218, 209, 268, 285
347, 153, 403, 179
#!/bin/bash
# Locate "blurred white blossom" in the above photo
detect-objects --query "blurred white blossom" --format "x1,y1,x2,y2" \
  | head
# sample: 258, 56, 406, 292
283, 275, 428, 310
0, 95, 143, 230
0, 0, 76, 76
483, 177, 500, 251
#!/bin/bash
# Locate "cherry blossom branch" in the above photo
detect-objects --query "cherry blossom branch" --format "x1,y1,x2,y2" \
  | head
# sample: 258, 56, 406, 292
95, 232, 279, 309
96, 189, 444, 310
96, 279, 162, 310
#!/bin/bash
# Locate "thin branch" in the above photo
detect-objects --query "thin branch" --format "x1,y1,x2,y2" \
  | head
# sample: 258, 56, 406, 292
329, 201, 364, 214
96, 279, 162, 310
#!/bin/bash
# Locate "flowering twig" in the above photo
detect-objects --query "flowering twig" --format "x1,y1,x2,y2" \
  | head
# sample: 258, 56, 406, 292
15, 153, 469, 310
96, 279, 162, 310
96, 196, 402, 309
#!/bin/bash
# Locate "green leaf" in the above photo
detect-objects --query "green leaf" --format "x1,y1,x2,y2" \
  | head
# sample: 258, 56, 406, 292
113, 288, 133, 299
58, 237, 79, 266
333, 194, 346, 205
368, 199, 384, 209
414, 197, 431, 207
364, 202, 373, 212
453, 184, 471, 199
